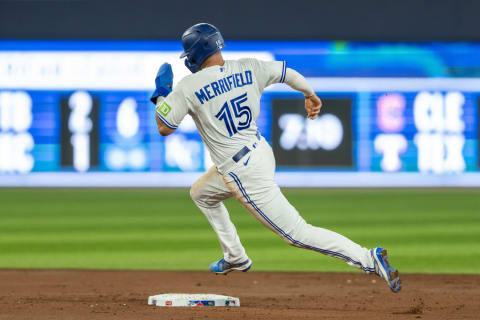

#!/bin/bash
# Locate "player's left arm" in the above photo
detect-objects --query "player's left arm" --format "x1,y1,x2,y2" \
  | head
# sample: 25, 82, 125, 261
155, 94, 188, 136
283, 68, 322, 120
155, 111, 175, 136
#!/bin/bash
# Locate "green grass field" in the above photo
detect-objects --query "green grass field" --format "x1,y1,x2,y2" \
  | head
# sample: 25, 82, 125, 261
0, 188, 479, 274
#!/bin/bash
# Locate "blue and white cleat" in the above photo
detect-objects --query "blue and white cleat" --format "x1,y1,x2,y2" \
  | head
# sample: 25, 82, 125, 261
370, 247, 401, 293
209, 258, 252, 275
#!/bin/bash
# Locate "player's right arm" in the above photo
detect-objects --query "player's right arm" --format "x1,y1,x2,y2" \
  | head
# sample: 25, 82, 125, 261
251, 59, 322, 120
283, 68, 322, 120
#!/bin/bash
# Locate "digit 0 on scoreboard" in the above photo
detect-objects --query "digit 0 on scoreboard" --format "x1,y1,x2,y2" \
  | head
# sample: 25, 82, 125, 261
60, 91, 99, 172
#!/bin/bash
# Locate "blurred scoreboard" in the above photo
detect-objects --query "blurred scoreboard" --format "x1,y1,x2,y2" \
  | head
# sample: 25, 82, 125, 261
267, 87, 478, 174
1, 40, 479, 186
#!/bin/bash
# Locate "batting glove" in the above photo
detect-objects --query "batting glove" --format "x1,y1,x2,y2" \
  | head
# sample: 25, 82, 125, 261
150, 63, 173, 104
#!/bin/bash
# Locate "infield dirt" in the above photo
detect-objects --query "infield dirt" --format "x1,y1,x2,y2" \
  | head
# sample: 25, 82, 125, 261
0, 270, 478, 320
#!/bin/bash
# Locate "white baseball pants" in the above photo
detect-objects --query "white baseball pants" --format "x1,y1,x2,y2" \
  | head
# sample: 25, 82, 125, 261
190, 136, 375, 272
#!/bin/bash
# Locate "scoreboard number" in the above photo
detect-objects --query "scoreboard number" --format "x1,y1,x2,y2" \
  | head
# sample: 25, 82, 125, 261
60, 91, 99, 172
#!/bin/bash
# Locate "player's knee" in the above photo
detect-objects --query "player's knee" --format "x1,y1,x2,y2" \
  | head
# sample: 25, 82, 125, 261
189, 184, 202, 203
190, 181, 212, 207
282, 236, 302, 248
277, 229, 300, 247
281, 222, 308, 247
282, 236, 295, 246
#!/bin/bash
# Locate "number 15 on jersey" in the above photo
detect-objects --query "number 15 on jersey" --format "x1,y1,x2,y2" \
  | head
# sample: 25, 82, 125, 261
215, 92, 252, 137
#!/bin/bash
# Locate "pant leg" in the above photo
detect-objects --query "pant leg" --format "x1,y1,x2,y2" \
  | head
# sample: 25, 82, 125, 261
190, 165, 248, 264
223, 138, 375, 272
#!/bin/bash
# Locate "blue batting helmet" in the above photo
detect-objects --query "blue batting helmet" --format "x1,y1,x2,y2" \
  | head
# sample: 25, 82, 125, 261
180, 23, 225, 73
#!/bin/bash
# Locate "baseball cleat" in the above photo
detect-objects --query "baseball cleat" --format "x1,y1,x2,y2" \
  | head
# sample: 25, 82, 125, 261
370, 247, 401, 293
209, 258, 252, 275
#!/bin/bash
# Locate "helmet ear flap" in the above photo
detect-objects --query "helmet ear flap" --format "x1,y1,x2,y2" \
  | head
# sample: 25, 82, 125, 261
184, 57, 199, 73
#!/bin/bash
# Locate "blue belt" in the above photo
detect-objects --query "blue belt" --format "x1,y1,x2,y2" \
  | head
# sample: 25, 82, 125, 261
232, 132, 261, 163
232, 146, 250, 163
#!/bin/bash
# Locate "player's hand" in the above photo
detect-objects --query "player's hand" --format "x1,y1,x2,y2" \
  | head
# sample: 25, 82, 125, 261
305, 93, 322, 120
150, 63, 174, 105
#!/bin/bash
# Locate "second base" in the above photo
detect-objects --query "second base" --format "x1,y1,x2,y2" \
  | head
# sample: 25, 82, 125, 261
148, 293, 240, 307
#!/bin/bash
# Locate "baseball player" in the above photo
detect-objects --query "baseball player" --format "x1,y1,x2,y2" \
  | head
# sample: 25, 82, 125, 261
151, 23, 401, 293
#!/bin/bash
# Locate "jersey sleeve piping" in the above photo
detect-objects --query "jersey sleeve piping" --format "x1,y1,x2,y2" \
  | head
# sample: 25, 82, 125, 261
280, 61, 287, 83
156, 112, 178, 129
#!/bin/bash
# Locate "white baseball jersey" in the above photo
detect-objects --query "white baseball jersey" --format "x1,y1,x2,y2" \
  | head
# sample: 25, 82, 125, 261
155, 58, 286, 166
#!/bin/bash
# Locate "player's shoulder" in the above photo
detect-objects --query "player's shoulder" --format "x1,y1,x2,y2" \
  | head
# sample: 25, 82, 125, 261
173, 73, 198, 93
223, 58, 262, 75
177, 66, 215, 85
235, 57, 261, 67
